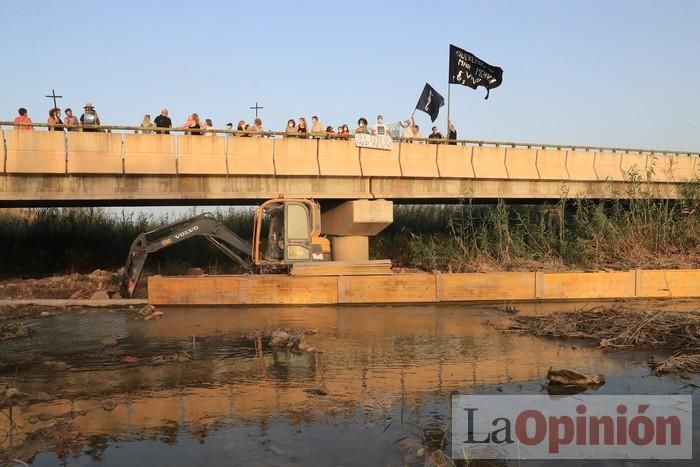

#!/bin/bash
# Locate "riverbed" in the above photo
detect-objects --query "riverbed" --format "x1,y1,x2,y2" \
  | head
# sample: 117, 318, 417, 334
1, 302, 699, 466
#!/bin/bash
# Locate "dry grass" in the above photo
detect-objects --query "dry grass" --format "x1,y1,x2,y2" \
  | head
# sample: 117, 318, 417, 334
488, 305, 700, 374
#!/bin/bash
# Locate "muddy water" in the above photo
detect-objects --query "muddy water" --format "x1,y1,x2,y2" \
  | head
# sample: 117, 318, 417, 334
1, 302, 699, 466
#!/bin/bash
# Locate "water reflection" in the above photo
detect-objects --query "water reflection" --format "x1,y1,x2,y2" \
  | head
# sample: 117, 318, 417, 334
1, 302, 698, 465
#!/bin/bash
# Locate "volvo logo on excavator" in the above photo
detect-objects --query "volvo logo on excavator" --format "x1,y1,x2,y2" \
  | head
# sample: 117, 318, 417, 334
174, 225, 199, 240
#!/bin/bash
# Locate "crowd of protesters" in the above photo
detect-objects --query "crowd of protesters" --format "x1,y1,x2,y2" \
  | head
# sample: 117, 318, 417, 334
11, 105, 458, 143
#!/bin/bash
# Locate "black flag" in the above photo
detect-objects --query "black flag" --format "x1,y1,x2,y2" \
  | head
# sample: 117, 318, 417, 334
415, 83, 445, 122
449, 44, 503, 99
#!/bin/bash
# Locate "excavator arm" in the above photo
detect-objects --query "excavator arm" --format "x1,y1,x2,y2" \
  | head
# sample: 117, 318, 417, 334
120, 213, 253, 298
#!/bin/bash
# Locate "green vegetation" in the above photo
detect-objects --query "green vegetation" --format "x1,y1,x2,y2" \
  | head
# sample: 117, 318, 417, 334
0, 207, 256, 279
376, 180, 700, 272
2, 179, 700, 278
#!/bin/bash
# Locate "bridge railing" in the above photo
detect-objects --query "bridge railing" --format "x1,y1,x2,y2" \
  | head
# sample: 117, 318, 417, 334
1, 122, 698, 183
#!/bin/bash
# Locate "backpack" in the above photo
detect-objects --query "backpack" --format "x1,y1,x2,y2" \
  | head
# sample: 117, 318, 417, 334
83, 110, 97, 126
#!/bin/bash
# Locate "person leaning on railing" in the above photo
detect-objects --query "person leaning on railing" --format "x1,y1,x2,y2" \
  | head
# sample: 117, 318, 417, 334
80, 102, 101, 132
13, 108, 33, 130
285, 119, 298, 137
154, 109, 172, 134
64, 109, 79, 131
48, 108, 63, 131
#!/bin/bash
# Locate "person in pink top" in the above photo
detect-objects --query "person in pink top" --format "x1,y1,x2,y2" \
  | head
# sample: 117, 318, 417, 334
13, 108, 33, 130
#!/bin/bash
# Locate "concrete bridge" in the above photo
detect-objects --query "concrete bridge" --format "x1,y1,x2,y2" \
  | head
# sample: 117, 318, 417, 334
1, 123, 698, 207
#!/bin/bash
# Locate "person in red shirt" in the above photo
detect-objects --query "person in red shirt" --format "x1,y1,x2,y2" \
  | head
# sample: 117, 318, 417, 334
13, 108, 33, 130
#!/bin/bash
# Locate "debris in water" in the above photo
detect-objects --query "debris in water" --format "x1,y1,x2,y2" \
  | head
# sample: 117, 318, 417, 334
100, 335, 118, 346
102, 401, 117, 411
546, 368, 605, 395
144, 310, 164, 321
120, 355, 140, 365
138, 304, 155, 316
0, 322, 32, 341
488, 305, 700, 374
304, 388, 328, 396
649, 353, 700, 375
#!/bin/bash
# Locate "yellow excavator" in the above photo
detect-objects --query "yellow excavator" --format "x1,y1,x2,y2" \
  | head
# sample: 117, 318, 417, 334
120, 198, 331, 298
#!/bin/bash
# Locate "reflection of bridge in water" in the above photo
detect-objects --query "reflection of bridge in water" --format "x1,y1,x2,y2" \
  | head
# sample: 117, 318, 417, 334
2, 304, 634, 454
1, 124, 698, 207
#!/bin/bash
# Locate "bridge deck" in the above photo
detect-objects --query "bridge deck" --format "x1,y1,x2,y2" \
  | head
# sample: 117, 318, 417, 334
1, 126, 698, 206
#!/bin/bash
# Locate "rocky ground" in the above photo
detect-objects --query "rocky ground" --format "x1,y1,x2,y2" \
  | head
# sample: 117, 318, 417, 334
0, 269, 151, 301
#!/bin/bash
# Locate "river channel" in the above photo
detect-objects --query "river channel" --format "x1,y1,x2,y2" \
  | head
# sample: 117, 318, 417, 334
1, 301, 699, 466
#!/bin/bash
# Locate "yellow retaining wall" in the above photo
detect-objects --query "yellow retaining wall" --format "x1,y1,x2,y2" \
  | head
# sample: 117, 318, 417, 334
67, 133, 122, 174
337, 274, 437, 303
273, 139, 320, 176
359, 145, 402, 177
471, 147, 507, 178
536, 149, 568, 180
399, 143, 439, 178
227, 137, 274, 175
438, 272, 535, 301
177, 136, 227, 175
317, 139, 361, 176
436, 145, 474, 178
505, 149, 539, 180
636, 269, 700, 298
539, 271, 636, 299
148, 268, 700, 305
123, 134, 176, 174
619, 152, 648, 180
565, 151, 597, 181
594, 152, 623, 181
5, 130, 66, 174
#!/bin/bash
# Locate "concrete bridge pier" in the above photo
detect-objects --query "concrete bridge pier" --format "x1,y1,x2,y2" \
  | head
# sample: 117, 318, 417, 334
321, 199, 394, 261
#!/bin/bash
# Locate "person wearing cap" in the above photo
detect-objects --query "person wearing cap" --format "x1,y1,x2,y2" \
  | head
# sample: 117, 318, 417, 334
80, 102, 101, 132
154, 108, 172, 134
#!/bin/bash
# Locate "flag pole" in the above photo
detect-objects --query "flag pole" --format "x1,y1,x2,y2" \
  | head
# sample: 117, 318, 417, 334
446, 83, 451, 134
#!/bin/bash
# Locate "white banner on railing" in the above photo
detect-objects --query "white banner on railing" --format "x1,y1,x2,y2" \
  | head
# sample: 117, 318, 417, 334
354, 133, 393, 151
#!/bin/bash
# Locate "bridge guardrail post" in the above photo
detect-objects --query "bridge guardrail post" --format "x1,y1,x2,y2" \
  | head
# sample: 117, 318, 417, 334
1, 128, 6, 174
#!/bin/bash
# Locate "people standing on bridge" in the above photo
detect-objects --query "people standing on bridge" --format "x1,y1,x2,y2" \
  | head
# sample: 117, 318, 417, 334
48, 108, 63, 131
413, 124, 424, 142
138, 114, 156, 134
372, 115, 387, 136
399, 117, 416, 141
154, 108, 172, 134
338, 124, 351, 139
325, 126, 335, 138
64, 109, 79, 130
182, 113, 202, 135
297, 117, 308, 138
13, 108, 33, 130
236, 120, 246, 135
447, 119, 457, 145
285, 119, 298, 137
226, 122, 234, 131
204, 118, 215, 136
253, 118, 264, 135
355, 117, 370, 135
80, 103, 101, 132
311, 116, 324, 136
428, 126, 443, 143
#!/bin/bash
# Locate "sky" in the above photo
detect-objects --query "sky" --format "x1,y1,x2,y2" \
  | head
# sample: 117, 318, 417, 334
1, 0, 699, 153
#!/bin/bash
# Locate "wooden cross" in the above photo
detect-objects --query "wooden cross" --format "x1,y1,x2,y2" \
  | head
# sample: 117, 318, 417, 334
249, 102, 264, 118
45, 89, 63, 110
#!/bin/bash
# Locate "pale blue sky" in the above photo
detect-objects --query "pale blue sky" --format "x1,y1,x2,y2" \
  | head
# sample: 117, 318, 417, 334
1, 0, 699, 151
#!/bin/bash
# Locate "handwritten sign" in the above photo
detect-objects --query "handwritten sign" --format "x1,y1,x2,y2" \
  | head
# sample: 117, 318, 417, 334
354, 133, 393, 151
